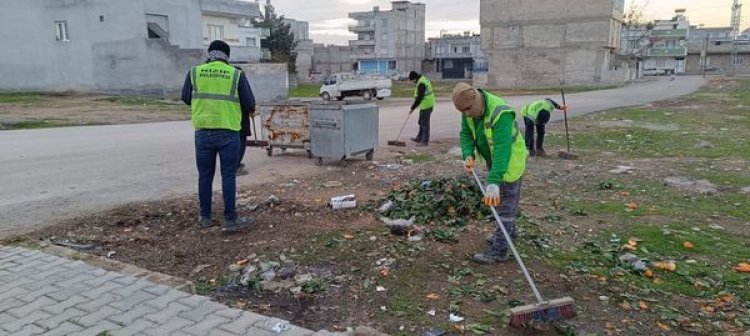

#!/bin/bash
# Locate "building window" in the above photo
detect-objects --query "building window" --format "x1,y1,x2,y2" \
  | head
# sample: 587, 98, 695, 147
463, 46, 470, 53
246, 37, 257, 47
389, 60, 397, 70
208, 24, 224, 41
453, 47, 458, 53
55, 21, 69, 41
666, 40, 677, 48
732, 56, 743, 65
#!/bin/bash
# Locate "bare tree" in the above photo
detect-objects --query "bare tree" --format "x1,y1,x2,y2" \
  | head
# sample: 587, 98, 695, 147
620, 1, 653, 78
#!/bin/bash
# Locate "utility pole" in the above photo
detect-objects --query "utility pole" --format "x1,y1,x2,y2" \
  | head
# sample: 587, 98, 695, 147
731, 0, 742, 39
701, 35, 708, 78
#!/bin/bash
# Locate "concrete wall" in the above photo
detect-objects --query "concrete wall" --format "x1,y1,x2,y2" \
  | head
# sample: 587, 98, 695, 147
237, 63, 289, 102
480, 0, 626, 87
312, 44, 355, 76
686, 53, 750, 75
0, 0, 205, 93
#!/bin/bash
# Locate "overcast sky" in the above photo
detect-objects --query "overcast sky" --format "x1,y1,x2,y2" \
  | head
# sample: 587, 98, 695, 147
263, 0, 749, 45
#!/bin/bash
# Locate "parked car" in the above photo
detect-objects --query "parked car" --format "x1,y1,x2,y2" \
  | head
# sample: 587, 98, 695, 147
319, 73, 392, 101
643, 68, 667, 76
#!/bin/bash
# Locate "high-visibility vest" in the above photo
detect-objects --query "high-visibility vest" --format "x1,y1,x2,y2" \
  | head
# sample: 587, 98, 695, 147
521, 99, 554, 123
190, 61, 242, 131
466, 92, 528, 183
414, 75, 435, 110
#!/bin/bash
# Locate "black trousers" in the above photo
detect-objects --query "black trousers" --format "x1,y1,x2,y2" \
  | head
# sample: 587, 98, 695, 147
414, 107, 433, 144
524, 114, 549, 150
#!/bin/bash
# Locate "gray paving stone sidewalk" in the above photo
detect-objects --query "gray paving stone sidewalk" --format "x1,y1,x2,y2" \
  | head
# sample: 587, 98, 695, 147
0, 246, 335, 336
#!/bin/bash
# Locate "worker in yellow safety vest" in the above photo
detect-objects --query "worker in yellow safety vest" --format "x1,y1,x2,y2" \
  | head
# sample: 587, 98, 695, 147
520, 98, 568, 157
408, 71, 435, 146
181, 40, 256, 233
452, 82, 528, 264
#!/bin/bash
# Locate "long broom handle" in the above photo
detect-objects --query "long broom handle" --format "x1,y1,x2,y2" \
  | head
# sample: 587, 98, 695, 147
395, 112, 412, 141
251, 115, 259, 141
471, 169, 545, 304
560, 81, 571, 153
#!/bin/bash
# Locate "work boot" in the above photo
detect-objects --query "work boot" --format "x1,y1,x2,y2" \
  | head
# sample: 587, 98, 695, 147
410, 137, 421, 143
536, 148, 547, 157
416, 142, 429, 147
223, 216, 254, 233
473, 248, 510, 264
198, 216, 213, 228
237, 165, 249, 176
528, 148, 536, 157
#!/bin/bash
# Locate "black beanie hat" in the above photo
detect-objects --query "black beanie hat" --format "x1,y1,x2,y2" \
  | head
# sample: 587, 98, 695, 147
208, 40, 231, 57
408, 71, 419, 80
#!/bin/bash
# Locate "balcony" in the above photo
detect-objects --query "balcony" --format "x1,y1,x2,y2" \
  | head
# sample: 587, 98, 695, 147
200, 0, 262, 18
348, 24, 376, 33
349, 39, 376, 46
648, 47, 687, 57
651, 29, 687, 38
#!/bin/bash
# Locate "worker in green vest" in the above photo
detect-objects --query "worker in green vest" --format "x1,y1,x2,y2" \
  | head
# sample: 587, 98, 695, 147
521, 98, 567, 157
408, 71, 435, 146
181, 40, 256, 233
452, 82, 528, 264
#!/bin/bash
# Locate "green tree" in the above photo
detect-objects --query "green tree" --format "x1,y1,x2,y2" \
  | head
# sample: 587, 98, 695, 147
254, 2, 297, 73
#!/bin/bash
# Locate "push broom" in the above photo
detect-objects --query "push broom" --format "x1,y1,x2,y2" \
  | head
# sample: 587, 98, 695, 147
387, 112, 412, 147
470, 169, 575, 327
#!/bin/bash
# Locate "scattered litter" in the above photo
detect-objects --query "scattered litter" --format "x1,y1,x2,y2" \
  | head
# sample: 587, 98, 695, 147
191, 264, 212, 276
265, 195, 280, 206
426, 293, 441, 301
376, 286, 387, 292
734, 262, 750, 272
379, 268, 390, 277
633, 261, 647, 271
295, 274, 313, 285
599, 296, 610, 301
625, 202, 638, 212
378, 163, 402, 170
709, 224, 725, 230
343, 233, 355, 240
381, 216, 415, 235
427, 309, 436, 316
270, 322, 290, 333
380, 306, 387, 311
330, 195, 356, 209
290, 286, 302, 295
683, 241, 694, 249
51, 239, 96, 251
610, 166, 635, 174
449, 313, 464, 322
324, 181, 343, 188
247, 204, 260, 211
106, 251, 116, 259
261, 270, 276, 282
421, 180, 432, 188
378, 200, 394, 213
619, 253, 639, 263
654, 261, 676, 272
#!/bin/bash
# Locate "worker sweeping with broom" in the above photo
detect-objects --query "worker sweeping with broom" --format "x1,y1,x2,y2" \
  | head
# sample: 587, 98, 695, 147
452, 82, 575, 327
521, 98, 568, 157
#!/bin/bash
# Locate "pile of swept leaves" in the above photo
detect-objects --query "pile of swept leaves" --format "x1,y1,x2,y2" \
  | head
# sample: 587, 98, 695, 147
380, 176, 489, 227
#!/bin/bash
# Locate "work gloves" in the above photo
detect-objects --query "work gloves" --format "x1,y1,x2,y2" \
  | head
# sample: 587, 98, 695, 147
464, 156, 475, 175
483, 184, 501, 207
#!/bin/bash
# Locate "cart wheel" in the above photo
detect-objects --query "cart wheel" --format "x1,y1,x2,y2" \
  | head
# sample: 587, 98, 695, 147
363, 90, 372, 100
365, 150, 374, 161
340, 156, 348, 167
281, 147, 287, 152
315, 157, 323, 166
306, 150, 313, 159
266, 147, 273, 157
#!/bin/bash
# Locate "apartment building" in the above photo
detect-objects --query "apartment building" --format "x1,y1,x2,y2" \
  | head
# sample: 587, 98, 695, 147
479, 0, 627, 87
284, 18, 314, 81
311, 44, 355, 77
200, 0, 267, 63
427, 32, 486, 79
686, 26, 750, 75
348, 1, 426, 77
642, 10, 690, 74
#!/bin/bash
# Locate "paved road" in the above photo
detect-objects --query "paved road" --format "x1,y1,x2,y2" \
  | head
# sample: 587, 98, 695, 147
0, 76, 705, 238
0, 246, 338, 336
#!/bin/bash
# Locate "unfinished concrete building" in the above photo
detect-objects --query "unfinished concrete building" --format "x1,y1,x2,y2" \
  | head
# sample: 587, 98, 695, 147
479, 0, 626, 87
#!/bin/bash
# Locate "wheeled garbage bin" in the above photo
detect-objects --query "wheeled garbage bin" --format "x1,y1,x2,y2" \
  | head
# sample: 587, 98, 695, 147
309, 102, 379, 165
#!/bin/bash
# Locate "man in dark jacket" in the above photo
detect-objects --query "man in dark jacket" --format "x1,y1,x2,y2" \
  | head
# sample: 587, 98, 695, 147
181, 40, 256, 232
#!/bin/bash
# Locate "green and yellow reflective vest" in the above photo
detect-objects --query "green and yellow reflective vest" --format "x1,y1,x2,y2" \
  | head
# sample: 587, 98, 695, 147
190, 61, 242, 131
521, 99, 554, 123
464, 91, 528, 183
414, 75, 435, 110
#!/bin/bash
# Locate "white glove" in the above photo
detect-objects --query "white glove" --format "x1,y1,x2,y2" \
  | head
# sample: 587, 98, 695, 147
483, 184, 501, 207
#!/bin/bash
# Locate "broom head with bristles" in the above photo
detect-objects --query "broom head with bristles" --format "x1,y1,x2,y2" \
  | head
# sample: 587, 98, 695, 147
387, 140, 406, 147
509, 296, 575, 328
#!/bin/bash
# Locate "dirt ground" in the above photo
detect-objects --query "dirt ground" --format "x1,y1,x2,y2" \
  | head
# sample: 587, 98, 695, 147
21, 78, 750, 335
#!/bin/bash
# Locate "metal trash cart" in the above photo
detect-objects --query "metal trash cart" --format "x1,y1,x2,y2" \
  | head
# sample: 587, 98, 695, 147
309, 102, 379, 166
258, 102, 311, 158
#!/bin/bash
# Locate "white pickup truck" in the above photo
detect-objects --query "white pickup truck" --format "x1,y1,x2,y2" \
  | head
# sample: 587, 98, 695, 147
319, 73, 392, 101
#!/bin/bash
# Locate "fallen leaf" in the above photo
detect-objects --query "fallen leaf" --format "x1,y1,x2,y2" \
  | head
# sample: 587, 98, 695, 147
379, 268, 391, 277
452, 324, 465, 332
717, 294, 735, 303
619, 302, 632, 311
654, 261, 677, 272
426, 293, 441, 301
656, 322, 672, 331
653, 278, 664, 285
621, 244, 637, 251
627, 239, 638, 247
701, 305, 715, 313
625, 202, 638, 212
683, 241, 694, 249
734, 264, 750, 272
621, 191, 630, 196
643, 269, 654, 278
236, 259, 248, 267
123, 227, 133, 232
343, 234, 355, 240
638, 301, 649, 310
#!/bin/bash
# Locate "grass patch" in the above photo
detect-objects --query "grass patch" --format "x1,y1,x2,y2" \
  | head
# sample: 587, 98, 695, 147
0, 92, 45, 104
288, 84, 321, 98
0, 119, 106, 130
